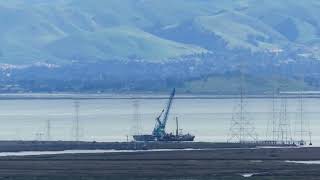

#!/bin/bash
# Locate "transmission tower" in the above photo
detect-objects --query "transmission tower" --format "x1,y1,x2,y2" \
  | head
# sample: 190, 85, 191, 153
266, 89, 279, 142
293, 92, 306, 145
266, 60, 279, 142
131, 99, 142, 135
273, 63, 294, 145
271, 90, 279, 142
276, 96, 292, 144
293, 79, 312, 145
46, 119, 51, 141
74, 101, 80, 142
228, 64, 258, 143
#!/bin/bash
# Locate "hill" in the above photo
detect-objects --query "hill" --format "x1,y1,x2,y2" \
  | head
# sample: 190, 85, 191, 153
45, 27, 207, 63
180, 75, 314, 94
1, 0, 320, 93
0, 0, 320, 65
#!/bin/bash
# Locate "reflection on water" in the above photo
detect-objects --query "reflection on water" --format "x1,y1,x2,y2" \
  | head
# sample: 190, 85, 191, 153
0, 149, 195, 157
0, 96, 319, 145
286, 160, 320, 164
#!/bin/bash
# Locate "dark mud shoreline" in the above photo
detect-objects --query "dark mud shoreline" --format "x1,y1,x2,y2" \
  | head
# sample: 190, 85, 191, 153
0, 141, 319, 179
0, 141, 295, 152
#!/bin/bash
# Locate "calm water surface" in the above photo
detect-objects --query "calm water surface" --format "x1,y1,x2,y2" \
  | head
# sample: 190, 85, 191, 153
0, 96, 319, 145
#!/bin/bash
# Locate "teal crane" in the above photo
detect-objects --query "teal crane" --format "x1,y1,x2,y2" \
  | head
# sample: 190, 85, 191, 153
152, 88, 175, 139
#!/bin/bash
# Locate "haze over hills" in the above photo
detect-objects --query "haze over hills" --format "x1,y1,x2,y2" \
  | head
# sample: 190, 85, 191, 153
1, 0, 320, 64
0, 0, 320, 93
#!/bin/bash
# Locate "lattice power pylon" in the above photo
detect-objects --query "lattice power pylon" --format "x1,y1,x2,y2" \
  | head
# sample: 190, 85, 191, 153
275, 96, 292, 144
131, 99, 142, 136
228, 66, 258, 143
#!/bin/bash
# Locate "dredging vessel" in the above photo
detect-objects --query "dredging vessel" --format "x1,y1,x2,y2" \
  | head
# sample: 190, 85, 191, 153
133, 88, 195, 142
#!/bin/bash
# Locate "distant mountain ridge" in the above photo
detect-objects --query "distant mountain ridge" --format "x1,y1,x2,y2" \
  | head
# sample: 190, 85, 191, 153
0, 0, 320, 65
1, 0, 320, 93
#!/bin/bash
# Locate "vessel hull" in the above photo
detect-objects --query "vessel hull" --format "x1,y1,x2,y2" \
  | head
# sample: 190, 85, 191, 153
133, 134, 195, 142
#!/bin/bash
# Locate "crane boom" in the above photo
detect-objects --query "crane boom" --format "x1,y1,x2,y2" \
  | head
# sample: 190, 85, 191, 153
152, 88, 175, 138
156, 110, 164, 125
133, 88, 195, 142
162, 88, 175, 129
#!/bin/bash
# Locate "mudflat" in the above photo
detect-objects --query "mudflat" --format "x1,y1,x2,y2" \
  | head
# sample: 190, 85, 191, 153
0, 147, 320, 179
0, 141, 285, 152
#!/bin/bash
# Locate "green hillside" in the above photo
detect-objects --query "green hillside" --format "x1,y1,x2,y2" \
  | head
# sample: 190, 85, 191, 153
194, 13, 286, 51
181, 75, 314, 94
0, 0, 319, 64
45, 27, 207, 62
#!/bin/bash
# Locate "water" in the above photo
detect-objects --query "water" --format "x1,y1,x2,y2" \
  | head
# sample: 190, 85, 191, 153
286, 160, 320, 164
0, 96, 319, 145
0, 149, 196, 157
0, 147, 301, 157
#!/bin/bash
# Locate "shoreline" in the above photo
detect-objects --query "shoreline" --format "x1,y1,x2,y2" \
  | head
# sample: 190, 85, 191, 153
1, 146, 320, 179
1, 93, 320, 100
0, 141, 298, 153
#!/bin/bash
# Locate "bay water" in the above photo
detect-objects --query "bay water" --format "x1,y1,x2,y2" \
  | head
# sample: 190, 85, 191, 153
0, 95, 318, 145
